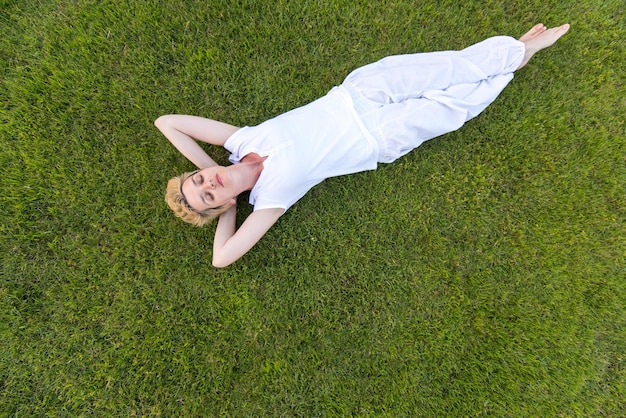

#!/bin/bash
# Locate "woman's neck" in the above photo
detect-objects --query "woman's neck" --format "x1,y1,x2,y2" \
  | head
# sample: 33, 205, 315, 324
238, 153, 267, 190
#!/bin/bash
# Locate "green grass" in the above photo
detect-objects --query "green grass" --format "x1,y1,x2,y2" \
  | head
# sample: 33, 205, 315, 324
1, 0, 624, 415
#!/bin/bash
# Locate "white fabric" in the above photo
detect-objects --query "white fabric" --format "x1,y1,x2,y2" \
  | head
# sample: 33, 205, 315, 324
343, 36, 525, 162
224, 36, 525, 211
224, 86, 379, 211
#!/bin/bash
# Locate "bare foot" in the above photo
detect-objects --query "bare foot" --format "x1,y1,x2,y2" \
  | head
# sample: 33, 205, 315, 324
518, 23, 570, 69
518, 23, 546, 42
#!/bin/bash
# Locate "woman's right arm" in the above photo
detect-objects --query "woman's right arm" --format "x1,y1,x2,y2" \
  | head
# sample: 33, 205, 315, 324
212, 206, 285, 268
154, 114, 240, 169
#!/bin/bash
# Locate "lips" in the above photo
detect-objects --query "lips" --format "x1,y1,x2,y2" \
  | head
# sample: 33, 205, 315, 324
216, 174, 224, 187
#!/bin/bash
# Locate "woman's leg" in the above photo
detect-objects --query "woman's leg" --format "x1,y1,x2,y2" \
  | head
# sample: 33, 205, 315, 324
370, 74, 514, 162
343, 36, 524, 105
350, 23, 570, 163
343, 23, 570, 104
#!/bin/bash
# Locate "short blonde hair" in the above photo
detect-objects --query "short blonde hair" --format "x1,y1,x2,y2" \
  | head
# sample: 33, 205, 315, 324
165, 172, 231, 227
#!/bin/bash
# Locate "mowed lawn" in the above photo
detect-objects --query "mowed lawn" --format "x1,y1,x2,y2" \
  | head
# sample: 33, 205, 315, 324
1, 0, 624, 415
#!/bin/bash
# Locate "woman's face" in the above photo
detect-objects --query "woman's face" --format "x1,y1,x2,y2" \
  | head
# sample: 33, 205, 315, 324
181, 166, 236, 212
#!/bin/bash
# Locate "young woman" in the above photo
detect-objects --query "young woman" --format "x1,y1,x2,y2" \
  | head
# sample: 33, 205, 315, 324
155, 23, 570, 267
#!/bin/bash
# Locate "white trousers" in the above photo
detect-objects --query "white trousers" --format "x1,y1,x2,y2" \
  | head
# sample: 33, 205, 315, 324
342, 36, 525, 163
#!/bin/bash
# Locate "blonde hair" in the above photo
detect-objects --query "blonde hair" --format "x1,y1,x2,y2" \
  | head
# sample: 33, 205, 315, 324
165, 172, 231, 227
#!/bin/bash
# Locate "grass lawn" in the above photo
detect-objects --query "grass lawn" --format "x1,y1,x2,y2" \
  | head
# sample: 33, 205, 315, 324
1, 0, 624, 415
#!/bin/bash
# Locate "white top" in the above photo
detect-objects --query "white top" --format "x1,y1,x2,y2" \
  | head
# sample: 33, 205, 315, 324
224, 85, 380, 211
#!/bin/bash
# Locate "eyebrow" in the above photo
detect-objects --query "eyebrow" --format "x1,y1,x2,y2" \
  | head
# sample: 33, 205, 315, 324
190, 174, 212, 206
179, 172, 203, 211
193, 180, 206, 207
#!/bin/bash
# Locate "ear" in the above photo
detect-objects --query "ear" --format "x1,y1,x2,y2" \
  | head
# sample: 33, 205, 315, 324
229, 198, 237, 206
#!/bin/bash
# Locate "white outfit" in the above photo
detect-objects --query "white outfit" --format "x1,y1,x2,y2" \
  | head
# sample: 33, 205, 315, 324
224, 36, 525, 211
224, 86, 379, 210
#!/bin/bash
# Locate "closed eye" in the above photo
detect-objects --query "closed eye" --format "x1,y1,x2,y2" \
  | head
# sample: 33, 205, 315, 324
202, 191, 214, 205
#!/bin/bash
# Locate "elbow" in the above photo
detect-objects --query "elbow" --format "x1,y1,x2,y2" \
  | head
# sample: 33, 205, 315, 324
154, 115, 168, 130
212, 254, 233, 269
154, 114, 178, 131
212, 261, 228, 269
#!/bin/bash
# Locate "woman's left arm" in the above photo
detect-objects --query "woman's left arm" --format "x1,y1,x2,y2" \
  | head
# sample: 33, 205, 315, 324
212, 206, 284, 268
155, 114, 239, 169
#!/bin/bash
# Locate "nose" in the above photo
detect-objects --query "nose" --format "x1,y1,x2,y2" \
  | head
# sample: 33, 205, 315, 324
198, 174, 216, 190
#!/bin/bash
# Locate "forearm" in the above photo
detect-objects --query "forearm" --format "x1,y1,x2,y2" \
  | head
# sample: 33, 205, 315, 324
164, 128, 219, 169
211, 207, 283, 268
212, 205, 238, 267
214, 205, 237, 249
155, 118, 218, 169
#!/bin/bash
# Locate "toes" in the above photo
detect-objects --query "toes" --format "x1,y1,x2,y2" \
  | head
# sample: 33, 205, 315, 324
519, 23, 547, 42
